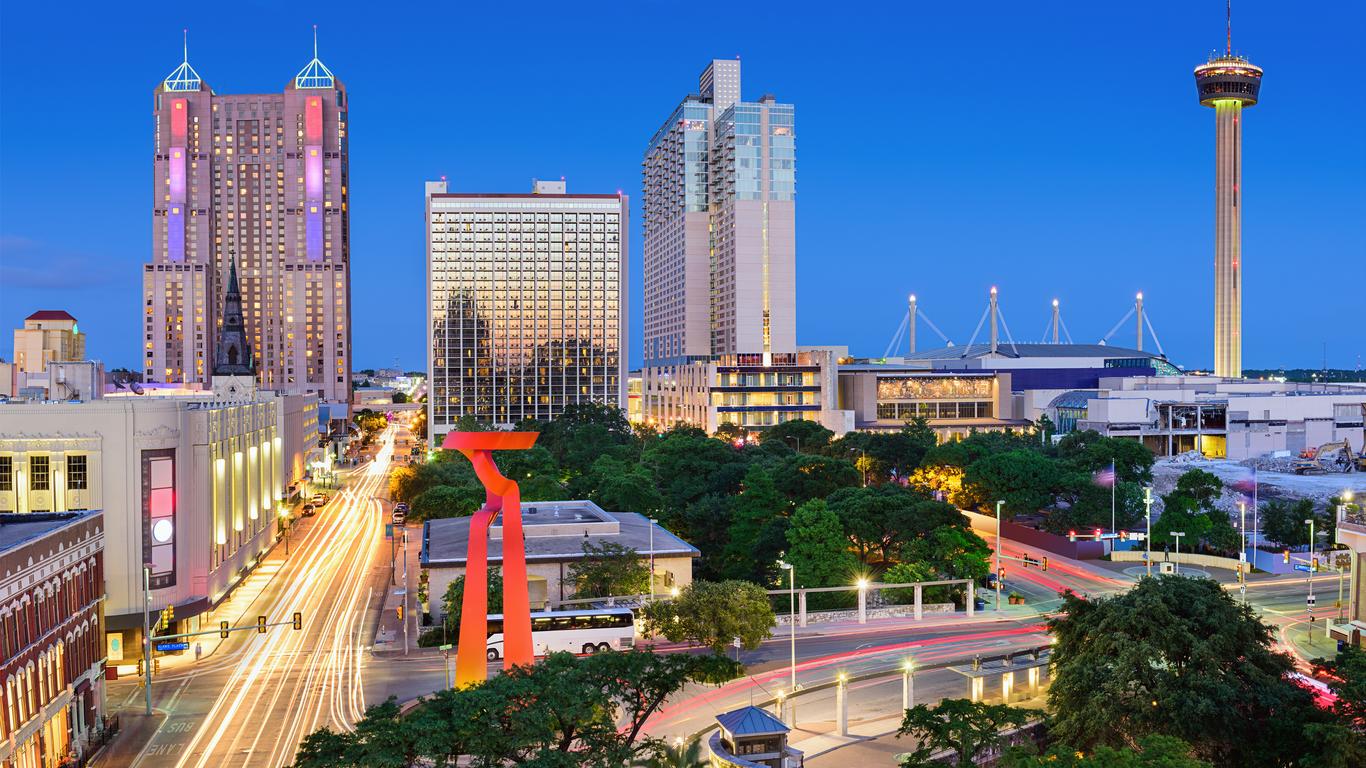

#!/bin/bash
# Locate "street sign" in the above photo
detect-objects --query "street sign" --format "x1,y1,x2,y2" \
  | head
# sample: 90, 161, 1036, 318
1294, 564, 1313, 573
156, 642, 189, 652
1308, 595, 1317, 607
1239, 552, 1247, 562
439, 644, 453, 652
385, 523, 393, 538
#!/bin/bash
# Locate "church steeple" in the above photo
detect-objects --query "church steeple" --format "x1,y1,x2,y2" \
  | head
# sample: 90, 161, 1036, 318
214, 255, 255, 376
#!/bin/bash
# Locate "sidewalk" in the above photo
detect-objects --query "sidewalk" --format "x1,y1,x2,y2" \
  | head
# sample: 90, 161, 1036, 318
372, 510, 421, 656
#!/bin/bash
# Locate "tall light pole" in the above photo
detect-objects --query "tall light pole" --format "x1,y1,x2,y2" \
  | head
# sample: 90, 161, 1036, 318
142, 565, 153, 715
1238, 500, 1247, 603
902, 658, 915, 711
1171, 531, 1186, 574
995, 500, 1005, 611
778, 560, 796, 696
648, 517, 657, 602
1144, 487, 1153, 577
1306, 517, 1316, 616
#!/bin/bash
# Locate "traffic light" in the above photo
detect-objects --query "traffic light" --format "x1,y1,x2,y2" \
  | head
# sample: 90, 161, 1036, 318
153, 658, 161, 674
1312, 557, 1320, 573
997, 567, 1006, 582
1283, 549, 1290, 564
257, 616, 267, 634
220, 620, 230, 639
1068, 530, 1077, 543
137, 659, 144, 677
1041, 557, 1049, 572
396, 605, 404, 621
292, 612, 303, 631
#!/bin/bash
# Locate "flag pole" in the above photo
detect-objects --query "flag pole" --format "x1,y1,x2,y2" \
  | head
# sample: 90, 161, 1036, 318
1110, 459, 1116, 535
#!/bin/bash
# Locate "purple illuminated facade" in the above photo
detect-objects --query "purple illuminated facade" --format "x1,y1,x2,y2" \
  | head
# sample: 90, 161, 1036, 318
144, 44, 352, 408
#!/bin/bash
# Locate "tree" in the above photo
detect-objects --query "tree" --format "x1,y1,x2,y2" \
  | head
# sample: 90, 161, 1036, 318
1260, 498, 1320, 547
771, 453, 861, 504
828, 419, 936, 484
410, 484, 482, 521
828, 485, 952, 565
678, 494, 731, 581
759, 419, 833, 452
392, 391, 410, 404
641, 431, 747, 513
903, 526, 991, 584
438, 569, 504, 639
1167, 469, 1223, 513
1048, 476, 1145, 535
292, 651, 741, 768
1047, 576, 1327, 766
961, 450, 1061, 518
578, 456, 664, 516
882, 561, 937, 605
1002, 735, 1212, 768
895, 698, 1033, 768
565, 540, 651, 599
722, 465, 788, 583
712, 422, 746, 444
632, 735, 707, 768
1055, 430, 1156, 483
1312, 645, 1366, 726
531, 402, 636, 478
641, 580, 774, 654
783, 500, 857, 589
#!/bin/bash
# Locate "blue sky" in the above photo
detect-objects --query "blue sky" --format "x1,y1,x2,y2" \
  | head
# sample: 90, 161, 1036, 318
1, 1, 1362, 372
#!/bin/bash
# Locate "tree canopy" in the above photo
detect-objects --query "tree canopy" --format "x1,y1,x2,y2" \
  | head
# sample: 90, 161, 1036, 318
1047, 576, 1337, 766
291, 651, 741, 768
641, 580, 774, 654
896, 698, 1034, 768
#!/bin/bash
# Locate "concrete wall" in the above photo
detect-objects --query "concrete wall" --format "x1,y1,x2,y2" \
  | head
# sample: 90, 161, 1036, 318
965, 510, 1106, 560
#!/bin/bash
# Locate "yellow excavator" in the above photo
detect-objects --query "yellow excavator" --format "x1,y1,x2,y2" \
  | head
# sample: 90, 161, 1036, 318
1292, 440, 1357, 474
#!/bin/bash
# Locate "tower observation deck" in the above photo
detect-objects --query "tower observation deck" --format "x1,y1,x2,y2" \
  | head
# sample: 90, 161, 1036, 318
1194, 50, 1262, 379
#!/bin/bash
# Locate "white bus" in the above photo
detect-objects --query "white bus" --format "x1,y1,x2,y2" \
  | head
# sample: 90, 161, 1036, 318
484, 607, 636, 661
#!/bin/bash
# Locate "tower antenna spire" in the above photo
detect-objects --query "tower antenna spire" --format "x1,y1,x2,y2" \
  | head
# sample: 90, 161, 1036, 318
183, 28, 188, 64
313, 24, 318, 59
1227, 0, 1232, 55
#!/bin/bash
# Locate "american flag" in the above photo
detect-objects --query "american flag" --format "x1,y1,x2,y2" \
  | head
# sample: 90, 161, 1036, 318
1093, 463, 1116, 488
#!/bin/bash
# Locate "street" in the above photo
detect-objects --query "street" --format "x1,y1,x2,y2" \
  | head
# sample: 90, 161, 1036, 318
99, 427, 399, 768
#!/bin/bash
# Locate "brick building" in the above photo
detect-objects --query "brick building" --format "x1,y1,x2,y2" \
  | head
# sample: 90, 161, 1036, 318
0, 511, 106, 767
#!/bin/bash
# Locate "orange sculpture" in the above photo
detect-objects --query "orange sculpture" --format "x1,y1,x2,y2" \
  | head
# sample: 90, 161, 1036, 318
441, 431, 539, 686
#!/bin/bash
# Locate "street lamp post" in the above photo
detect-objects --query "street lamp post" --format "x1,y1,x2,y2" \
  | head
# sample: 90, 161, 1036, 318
1238, 501, 1247, 603
902, 658, 915, 711
1144, 487, 1153, 577
778, 560, 797, 708
1306, 517, 1316, 624
1171, 531, 1186, 574
995, 500, 1005, 611
278, 504, 291, 556
857, 578, 869, 624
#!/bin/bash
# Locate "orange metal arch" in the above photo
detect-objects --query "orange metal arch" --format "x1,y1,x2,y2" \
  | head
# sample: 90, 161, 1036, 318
441, 431, 539, 686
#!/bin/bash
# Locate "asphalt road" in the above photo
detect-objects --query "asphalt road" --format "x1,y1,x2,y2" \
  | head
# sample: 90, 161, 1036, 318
101, 427, 399, 768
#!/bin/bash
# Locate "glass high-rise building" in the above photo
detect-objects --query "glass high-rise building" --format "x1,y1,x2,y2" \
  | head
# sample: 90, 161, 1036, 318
425, 180, 628, 436
143, 35, 352, 413
643, 60, 827, 433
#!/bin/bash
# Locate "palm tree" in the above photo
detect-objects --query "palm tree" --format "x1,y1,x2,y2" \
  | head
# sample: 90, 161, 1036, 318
634, 735, 707, 768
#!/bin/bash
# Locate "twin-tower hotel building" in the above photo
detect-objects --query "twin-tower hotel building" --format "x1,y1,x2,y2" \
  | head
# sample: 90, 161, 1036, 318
144, 43, 351, 419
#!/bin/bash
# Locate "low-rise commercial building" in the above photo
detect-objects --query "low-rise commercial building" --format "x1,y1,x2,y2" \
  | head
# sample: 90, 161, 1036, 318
0, 393, 312, 658
12, 311, 86, 376
1057, 376, 1366, 459
0, 510, 106, 767
420, 501, 696, 616
837, 365, 1028, 441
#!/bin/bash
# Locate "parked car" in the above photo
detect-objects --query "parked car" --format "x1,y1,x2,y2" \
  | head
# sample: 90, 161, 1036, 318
392, 502, 408, 525
310, 493, 327, 506
301, 504, 317, 517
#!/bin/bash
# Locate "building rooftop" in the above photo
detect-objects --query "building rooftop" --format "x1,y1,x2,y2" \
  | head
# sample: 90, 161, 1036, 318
0, 511, 97, 553
715, 705, 789, 737
24, 310, 77, 322
422, 501, 698, 567
904, 343, 1165, 362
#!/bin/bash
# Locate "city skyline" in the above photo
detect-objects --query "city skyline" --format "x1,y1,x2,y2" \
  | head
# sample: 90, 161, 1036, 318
2, 2, 1364, 372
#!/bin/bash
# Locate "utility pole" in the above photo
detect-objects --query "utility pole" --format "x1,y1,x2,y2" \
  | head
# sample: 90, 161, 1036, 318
1306, 516, 1316, 626
1171, 532, 1186, 575
1238, 501, 1247, 603
995, 500, 1005, 611
648, 518, 657, 602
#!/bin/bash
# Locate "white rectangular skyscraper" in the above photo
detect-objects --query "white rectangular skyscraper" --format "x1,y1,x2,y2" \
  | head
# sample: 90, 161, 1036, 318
425, 180, 628, 438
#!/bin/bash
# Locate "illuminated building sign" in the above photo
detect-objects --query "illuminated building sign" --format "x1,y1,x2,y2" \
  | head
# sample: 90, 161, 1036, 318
142, 448, 177, 588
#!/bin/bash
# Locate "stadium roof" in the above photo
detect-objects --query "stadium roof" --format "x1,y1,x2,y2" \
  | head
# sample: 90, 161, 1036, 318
905, 343, 1165, 362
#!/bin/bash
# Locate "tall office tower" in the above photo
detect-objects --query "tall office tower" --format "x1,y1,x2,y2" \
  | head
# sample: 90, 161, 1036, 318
643, 60, 814, 432
1194, 7, 1261, 378
425, 179, 628, 437
144, 33, 352, 412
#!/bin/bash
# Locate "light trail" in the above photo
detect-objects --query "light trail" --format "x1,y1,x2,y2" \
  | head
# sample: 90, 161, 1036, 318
169, 428, 395, 768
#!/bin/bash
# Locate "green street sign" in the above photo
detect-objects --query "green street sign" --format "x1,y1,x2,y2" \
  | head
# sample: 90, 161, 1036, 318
439, 644, 453, 651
